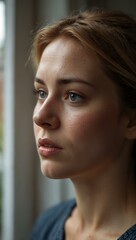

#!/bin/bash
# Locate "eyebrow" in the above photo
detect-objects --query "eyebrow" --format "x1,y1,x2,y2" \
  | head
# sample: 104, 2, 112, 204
34, 77, 95, 88
35, 78, 45, 85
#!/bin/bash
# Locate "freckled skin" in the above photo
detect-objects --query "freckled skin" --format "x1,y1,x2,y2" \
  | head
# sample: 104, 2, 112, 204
33, 36, 129, 180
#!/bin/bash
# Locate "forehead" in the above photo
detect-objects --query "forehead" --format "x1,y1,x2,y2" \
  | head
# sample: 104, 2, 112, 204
41, 36, 87, 61
36, 36, 103, 81
36, 36, 121, 104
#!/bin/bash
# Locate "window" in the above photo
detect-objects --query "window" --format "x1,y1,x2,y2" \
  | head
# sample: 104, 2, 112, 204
0, 0, 5, 237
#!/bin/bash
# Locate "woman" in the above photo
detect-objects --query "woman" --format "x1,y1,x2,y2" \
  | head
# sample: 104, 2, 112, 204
31, 9, 136, 240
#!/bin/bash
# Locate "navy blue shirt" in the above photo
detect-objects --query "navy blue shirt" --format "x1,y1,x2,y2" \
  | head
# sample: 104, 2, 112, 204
31, 199, 136, 240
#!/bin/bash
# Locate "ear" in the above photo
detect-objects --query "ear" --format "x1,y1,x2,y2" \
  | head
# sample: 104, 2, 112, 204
125, 110, 136, 140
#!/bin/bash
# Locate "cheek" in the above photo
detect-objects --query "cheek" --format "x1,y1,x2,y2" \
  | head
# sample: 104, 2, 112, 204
33, 123, 39, 139
65, 106, 123, 167
66, 107, 118, 141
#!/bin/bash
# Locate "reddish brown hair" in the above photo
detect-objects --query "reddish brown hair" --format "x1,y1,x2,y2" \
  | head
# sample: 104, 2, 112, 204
32, 9, 136, 157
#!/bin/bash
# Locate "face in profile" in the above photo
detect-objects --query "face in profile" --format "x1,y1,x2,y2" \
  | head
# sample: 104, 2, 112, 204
33, 36, 130, 180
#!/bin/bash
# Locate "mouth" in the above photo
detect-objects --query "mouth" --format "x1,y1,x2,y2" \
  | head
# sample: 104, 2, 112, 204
38, 138, 63, 157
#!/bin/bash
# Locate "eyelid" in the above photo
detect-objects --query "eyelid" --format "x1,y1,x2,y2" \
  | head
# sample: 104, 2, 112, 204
34, 81, 46, 90
33, 87, 47, 100
64, 90, 85, 104
33, 84, 47, 93
66, 90, 85, 98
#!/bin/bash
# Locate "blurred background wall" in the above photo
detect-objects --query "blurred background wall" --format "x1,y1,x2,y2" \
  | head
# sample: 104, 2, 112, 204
1, 0, 136, 239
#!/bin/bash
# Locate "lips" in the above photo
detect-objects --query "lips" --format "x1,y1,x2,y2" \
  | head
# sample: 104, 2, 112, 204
38, 138, 63, 157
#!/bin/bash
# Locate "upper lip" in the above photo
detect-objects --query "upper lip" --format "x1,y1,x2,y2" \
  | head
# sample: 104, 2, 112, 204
38, 138, 62, 149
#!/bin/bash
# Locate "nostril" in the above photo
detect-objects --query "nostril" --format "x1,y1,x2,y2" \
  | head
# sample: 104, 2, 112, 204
33, 110, 60, 129
43, 122, 52, 127
33, 112, 38, 124
33, 111, 43, 126
33, 102, 60, 129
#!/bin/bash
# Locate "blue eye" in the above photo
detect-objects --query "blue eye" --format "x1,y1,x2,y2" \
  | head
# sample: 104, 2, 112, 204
33, 89, 47, 100
68, 92, 82, 103
38, 90, 47, 99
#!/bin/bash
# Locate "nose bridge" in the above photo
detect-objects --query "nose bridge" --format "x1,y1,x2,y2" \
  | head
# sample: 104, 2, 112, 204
33, 94, 59, 128
39, 95, 54, 115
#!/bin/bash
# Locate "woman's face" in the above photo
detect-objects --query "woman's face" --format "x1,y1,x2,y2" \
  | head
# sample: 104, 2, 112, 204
33, 36, 129, 180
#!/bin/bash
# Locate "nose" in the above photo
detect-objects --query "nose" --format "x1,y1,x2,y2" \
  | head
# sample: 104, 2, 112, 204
33, 100, 60, 130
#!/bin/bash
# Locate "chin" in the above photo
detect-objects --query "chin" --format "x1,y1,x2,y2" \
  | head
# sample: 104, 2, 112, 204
40, 162, 69, 180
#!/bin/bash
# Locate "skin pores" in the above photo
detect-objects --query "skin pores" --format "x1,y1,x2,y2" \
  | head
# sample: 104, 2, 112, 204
33, 36, 131, 180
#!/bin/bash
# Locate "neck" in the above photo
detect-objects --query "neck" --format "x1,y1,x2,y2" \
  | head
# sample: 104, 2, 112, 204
71, 157, 136, 234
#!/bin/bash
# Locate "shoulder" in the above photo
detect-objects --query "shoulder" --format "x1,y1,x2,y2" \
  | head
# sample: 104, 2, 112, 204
30, 199, 76, 240
118, 224, 136, 239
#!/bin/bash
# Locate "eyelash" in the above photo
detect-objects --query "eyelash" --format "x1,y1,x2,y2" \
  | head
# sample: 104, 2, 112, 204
65, 91, 84, 103
33, 88, 47, 100
33, 88, 47, 101
33, 88, 84, 104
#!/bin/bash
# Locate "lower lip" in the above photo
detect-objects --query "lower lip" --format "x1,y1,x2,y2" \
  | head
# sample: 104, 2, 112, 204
38, 146, 62, 157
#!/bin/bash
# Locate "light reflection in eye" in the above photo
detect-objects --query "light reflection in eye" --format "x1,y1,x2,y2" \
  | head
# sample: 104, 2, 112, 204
68, 92, 83, 103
